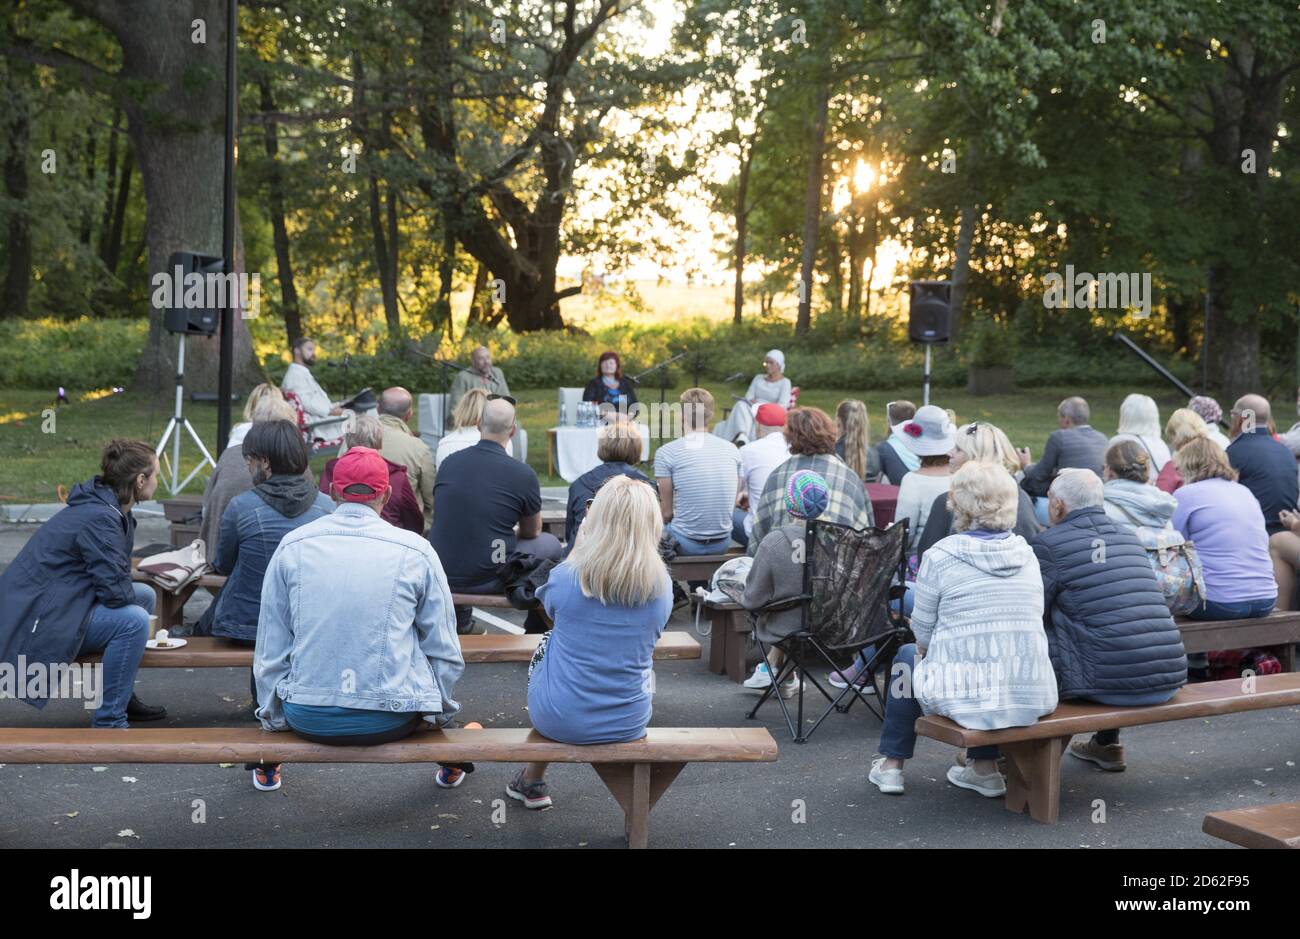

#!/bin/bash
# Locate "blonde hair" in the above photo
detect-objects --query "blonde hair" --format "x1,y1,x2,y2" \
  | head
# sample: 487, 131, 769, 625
680, 387, 715, 429
836, 400, 870, 480
948, 460, 1019, 532
566, 474, 666, 606
245, 383, 291, 423
451, 388, 490, 430
596, 419, 643, 464
1165, 407, 1210, 451
1175, 436, 1237, 484
955, 422, 1020, 474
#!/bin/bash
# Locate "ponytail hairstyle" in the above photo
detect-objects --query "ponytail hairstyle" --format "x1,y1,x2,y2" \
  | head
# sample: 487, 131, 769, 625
1104, 438, 1150, 484
836, 399, 870, 480
101, 439, 156, 503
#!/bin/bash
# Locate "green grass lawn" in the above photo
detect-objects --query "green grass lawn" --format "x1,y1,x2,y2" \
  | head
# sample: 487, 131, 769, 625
0, 381, 1217, 503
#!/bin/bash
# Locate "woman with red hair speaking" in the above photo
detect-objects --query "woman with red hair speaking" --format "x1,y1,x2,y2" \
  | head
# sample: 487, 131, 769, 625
582, 350, 639, 415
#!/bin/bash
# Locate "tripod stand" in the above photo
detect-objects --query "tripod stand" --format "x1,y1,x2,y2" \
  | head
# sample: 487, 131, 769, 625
154, 334, 217, 496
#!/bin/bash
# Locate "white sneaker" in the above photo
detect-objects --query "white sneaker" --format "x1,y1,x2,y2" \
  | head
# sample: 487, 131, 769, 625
777, 674, 802, 700
946, 762, 1007, 798
869, 757, 904, 795
743, 663, 773, 691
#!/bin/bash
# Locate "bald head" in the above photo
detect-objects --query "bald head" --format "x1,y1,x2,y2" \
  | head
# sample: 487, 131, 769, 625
479, 398, 516, 441
1231, 394, 1270, 437
378, 387, 413, 420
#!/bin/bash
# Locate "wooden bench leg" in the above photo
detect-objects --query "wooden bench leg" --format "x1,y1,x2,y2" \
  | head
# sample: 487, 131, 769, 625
593, 762, 685, 849
156, 582, 199, 630
1001, 736, 1067, 824
726, 611, 748, 684
707, 612, 724, 676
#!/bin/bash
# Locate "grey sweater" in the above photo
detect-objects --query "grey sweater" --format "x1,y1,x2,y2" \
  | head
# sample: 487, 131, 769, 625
742, 524, 809, 643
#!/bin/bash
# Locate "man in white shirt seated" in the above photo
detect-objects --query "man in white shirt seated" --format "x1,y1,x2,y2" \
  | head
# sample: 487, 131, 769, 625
733, 403, 791, 548
282, 337, 352, 441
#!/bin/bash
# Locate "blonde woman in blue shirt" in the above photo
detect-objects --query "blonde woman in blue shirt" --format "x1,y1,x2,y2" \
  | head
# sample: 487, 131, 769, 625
508, 474, 674, 809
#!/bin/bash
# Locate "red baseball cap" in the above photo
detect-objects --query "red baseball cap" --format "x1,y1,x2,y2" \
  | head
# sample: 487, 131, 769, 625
755, 403, 787, 427
332, 446, 389, 502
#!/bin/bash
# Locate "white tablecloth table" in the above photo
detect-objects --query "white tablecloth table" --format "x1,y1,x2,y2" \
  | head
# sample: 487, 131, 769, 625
549, 424, 651, 483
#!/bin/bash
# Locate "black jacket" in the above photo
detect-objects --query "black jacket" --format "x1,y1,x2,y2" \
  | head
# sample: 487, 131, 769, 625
564, 461, 653, 548
582, 376, 638, 409
1030, 506, 1187, 700
0, 479, 137, 707
1227, 429, 1299, 535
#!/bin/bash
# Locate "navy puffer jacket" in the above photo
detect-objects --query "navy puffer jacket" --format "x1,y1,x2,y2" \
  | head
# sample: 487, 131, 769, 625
1030, 506, 1187, 699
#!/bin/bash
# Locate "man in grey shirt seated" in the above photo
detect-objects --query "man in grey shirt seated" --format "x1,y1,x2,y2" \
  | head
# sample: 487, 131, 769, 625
1016, 395, 1108, 526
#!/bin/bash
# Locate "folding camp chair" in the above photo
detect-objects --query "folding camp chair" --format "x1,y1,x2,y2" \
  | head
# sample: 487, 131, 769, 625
746, 517, 911, 743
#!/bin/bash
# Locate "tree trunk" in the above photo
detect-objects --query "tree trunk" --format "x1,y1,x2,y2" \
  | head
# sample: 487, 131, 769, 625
97, 110, 121, 264
259, 77, 302, 345
79, 128, 96, 246
1, 56, 33, 319
795, 84, 830, 335
732, 138, 752, 324
436, 224, 456, 341
466, 262, 489, 326
102, 149, 133, 276
72, 0, 261, 393
949, 203, 978, 340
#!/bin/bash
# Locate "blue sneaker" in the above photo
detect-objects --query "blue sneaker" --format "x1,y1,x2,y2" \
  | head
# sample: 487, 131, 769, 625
251, 764, 282, 792
436, 766, 467, 788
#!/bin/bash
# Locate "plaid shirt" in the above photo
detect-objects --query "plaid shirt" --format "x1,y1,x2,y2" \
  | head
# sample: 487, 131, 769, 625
747, 453, 874, 556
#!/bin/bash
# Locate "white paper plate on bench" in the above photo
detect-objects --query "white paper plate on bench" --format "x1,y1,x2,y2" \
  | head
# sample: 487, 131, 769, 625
146, 638, 188, 650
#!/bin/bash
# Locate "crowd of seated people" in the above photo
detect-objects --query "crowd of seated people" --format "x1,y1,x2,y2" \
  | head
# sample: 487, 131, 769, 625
13, 362, 1300, 817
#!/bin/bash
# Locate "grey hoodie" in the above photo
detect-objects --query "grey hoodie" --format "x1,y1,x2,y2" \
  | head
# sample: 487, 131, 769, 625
1102, 478, 1177, 531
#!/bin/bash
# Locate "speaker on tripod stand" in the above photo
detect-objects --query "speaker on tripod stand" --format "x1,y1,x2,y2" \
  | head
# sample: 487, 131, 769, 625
153, 251, 222, 495
908, 280, 951, 405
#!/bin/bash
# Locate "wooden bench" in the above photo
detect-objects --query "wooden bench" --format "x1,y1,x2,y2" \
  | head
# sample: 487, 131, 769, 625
161, 495, 204, 548
668, 551, 742, 584
0, 726, 777, 848
703, 600, 752, 683
915, 673, 1300, 824
76, 631, 701, 668
1176, 610, 1300, 672
1203, 802, 1300, 849
541, 508, 566, 539
132, 571, 227, 630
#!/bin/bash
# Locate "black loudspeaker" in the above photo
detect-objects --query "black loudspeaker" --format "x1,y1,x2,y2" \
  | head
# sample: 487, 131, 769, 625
908, 280, 952, 343
161, 251, 225, 336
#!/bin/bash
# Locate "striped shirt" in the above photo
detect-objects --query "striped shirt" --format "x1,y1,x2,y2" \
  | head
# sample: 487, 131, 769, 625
654, 432, 743, 541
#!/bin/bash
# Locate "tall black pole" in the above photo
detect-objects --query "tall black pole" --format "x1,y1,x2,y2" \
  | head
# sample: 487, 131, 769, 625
217, 0, 238, 454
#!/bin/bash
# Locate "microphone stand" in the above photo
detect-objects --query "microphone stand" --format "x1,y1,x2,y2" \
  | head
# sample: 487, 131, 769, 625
632, 350, 690, 407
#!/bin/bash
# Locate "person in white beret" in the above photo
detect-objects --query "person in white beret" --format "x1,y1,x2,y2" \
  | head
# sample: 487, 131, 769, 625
714, 349, 793, 445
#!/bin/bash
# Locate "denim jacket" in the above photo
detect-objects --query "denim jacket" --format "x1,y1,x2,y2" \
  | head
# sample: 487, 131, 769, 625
211, 486, 335, 641
253, 502, 464, 731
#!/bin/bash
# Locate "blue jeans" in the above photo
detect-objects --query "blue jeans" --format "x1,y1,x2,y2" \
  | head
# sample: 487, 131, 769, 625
665, 522, 732, 556
1184, 596, 1276, 621
878, 643, 998, 762
79, 582, 154, 728
731, 508, 750, 548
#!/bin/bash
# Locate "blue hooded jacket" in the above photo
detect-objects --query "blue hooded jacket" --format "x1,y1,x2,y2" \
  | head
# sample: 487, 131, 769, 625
0, 478, 138, 708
